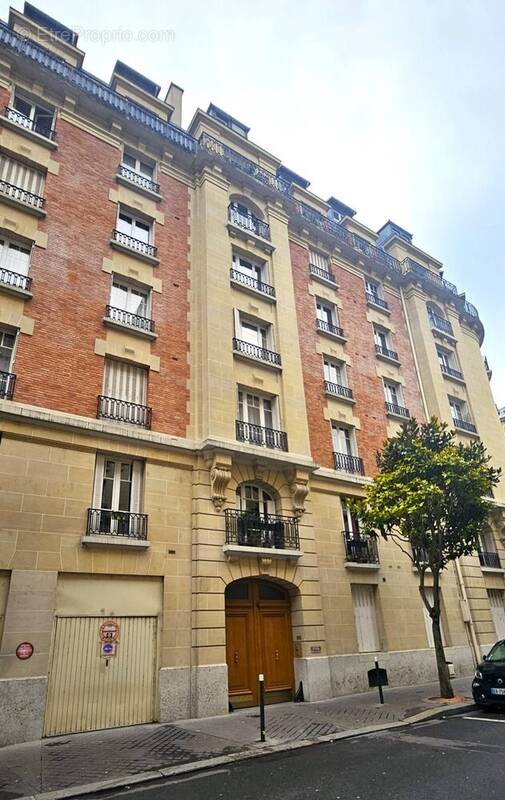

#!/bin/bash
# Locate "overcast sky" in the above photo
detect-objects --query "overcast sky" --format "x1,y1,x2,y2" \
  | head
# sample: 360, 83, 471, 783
3, 0, 504, 406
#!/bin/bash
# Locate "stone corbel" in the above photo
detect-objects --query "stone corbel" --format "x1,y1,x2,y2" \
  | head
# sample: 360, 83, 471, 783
209, 453, 232, 511
288, 469, 310, 518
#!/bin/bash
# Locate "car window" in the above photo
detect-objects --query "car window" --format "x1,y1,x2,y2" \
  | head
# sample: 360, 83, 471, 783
487, 642, 505, 662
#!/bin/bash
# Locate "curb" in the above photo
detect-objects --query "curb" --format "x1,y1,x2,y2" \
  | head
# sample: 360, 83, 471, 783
18, 700, 476, 800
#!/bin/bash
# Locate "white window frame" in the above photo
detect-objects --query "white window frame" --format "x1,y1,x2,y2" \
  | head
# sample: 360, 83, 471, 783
12, 91, 54, 133
324, 356, 345, 387
316, 298, 337, 326
122, 149, 155, 180
341, 497, 361, 536
117, 207, 153, 244
352, 584, 381, 653
236, 483, 275, 516
110, 277, 151, 319
332, 423, 355, 456
448, 396, 466, 422
309, 249, 329, 271
0, 236, 31, 277
365, 279, 382, 300
232, 252, 265, 284
0, 327, 17, 373
384, 380, 402, 407
374, 325, 391, 351
237, 388, 277, 430
234, 310, 271, 350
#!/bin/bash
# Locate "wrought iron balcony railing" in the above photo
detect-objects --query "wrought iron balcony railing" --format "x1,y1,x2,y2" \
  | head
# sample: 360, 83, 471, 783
309, 263, 336, 284
429, 312, 454, 337
0, 179, 44, 210
86, 508, 148, 540
412, 546, 430, 565
236, 419, 288, 451
229, 268, 276, 298
333, 452, 365, 475
118, 163, 160, 195
366, 291, 389, 311
97, 395, 152, 429
324, 380, 353, 400
402, 258, 458, 296
228, 205, 271, 240
385, 401, 410, 419
200, 132, 292, 196
225, 508, 300, 551
0, 268, 31, 292
5, 106, 56, 140
0, 370, 15, 400
112, 229, 157, 259
316, 318, 345, 339
233, 338, 281, 366
479, 550, 501, 569
453, 417, 477, 434
105, 305, 155, 333
440, 363, 464, 381
343, 531, 379, 564
375, 343, 399, 361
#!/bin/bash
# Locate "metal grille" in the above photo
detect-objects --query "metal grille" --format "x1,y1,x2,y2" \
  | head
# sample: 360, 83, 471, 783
112, 229, 157, 259
0, 267, 31, 291
228, 205, 271, 240
366, 291, 389, 310
233, 338, 281, 366
97, 395, 152, 428
316, 318, 345, 339
225, 509, 299, 551
0, 370, 15, 399
0, 179, 44, 209
343, 531, 379, 564
87, 508, 148, 540
440, 364, 464, 380
105, 305, 155, 333
200, 132, 292, 195
453, 417, 477, 434
324, 380, 353, 400
375, 343, 399, 361
118, 163, 160, 194
230, 268, 276, 298
236, 419, 288, 451
309, 263, 336, 284
385, 401, 410, 418
5, 106, 56, 140
333, 451, 365, 475
428, 311, 454, 336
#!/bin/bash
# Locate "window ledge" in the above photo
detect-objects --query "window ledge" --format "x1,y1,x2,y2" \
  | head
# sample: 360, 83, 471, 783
431, 326, 457, 344
0, 282, 32, 300
223, 544, 302, 561
0, 191, 46, 218
103, 316, 157, 340
230, 275, 276, 304
375, 351, 400, 366
366, 298, 390, 315
386, 410, 411, 421
316, 328, 347, 344
232, 349, 282, 371
481, 566, 505, 574
110, 239, 160, 266
81, 535, 150, 549
0, 115, 58, 150
325, 389, 355, 404
310, 272, 339, 290
441, 371, 466, 385
227, 221, 275, 254
344, 561, 380, 570
115, 173, 162, 202
453, 425, 479, 439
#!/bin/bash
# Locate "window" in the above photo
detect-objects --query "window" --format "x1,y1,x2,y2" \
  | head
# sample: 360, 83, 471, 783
235, 311, 270, 349
103, 359, 147, 405
237, 389, 275, 430
0, 237, 31, 276
0, 328, 16, 373
122, 150, 154, 180
448, 397, 465, 422
310, 249, 329, 271
0, 154, 44, 197
384, 380, 401, 407
12, 93, 54, 137
229, 201, 257, 232
117, 209, 152, 244
236, 484, 275, 516
365, 280, 381, 300
437, 348, 452, 370
324, 357, 345, 386
422, 588, 445, 647
316, 298, 336, 326
374, 325, 390, 351
352, 585, 380, 652
232, 252, 264, 284
332, 423, 355, 455
341, 498, 361, 537
488, 590, 505, 639
92, 454, 143, 535
110, 278, 150, 319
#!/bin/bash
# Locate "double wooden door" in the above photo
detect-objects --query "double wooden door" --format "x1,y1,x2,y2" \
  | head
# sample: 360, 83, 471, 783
225, 579, 294, 708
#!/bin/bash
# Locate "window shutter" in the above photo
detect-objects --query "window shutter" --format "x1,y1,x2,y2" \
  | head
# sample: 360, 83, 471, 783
0, 154, 44, 196
92, 454, 105, 508
488, 590, 505, 639
131, 459, 143, 513
309, 249, 328, 270
103, 359, 147, 405
352, 585, 380, 652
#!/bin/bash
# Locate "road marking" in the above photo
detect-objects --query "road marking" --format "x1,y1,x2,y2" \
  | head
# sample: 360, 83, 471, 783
463, 716, 505, 723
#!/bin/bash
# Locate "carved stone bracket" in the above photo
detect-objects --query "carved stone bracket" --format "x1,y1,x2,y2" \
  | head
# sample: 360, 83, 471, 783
288, 469, 310, 518
209, 453, 232, 511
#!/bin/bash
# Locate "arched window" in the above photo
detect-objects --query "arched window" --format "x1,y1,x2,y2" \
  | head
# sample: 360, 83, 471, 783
236, 483, 275, 517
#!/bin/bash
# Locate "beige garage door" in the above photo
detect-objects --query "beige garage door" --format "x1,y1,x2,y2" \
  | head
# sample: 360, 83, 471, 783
44, 615, 158, 736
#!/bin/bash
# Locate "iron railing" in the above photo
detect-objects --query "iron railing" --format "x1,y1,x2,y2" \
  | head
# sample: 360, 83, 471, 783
236, 419, 288, 451
402, 258, 458, 296
385, 402, 410, 419
200, 132, 292, 196
479, 550, 501, 569
428, 311, 454, 336
5, 106, 56, 140
333, 452, 365, 475
0, 179, 44, 209
228, 205, 271, 240
0, 370, 15, 399
97, 395, 152, 429
440, 363, 463, 381
343, 531, 379, 564
375, 343, 399, 361
233, 338, 281, 366
0, 268, 31, 291
225, 508, 299, 551
118, 163, 160, 194
325, 380, 353, 400
453, 417, 477, 434
105, 305, 155, 333
86, 508, 148, 540
366, 291, 389, 310
112, 229, 157, 259
316, 318, 345, 338
412, 546, 430, 565
229, 268, 276, 298
309, 263, 336, 284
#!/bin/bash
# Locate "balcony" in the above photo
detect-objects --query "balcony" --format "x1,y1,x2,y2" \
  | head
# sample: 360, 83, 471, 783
385, 401, 410, 419
343, 531, 379, 566
236, 419, 288, 451
84, 508, 149, 547
97, 395, 152, 429
366, 291, 389, 312
233, 338, 281, 368
104, 305, 156, 338
402, 258, 458, 298
324, 380, 354, 401
224, 508, 301, 559
117, 163, 160, 197
440, 363, 464, 382
309, 263, 337, 287
229, 268, 276, 300
4, 106, 57, 143
333, 452, 365, 475
0, 370, 15, 400
375, 343, 399, 363
453, 417, 477, 435
0, 268, 32, 295
0, 179, 45, 214
429, 312, 454, 338
479, 550, 502, 570
228, 205, 271, 241
316, 318, 346, 341
111, 229, 158, 263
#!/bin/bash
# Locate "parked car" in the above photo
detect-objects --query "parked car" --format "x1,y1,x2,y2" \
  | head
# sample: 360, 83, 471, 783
472, 640, 505, 708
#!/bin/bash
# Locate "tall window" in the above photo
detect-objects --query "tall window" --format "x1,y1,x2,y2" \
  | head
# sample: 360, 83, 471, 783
448, 397, 465, 422
0, 154, 44, 196
92, 454, 143, 535
374, 325, 390, 351
237, 390, 275, 430
122, 150, 155, 180
324, 357, 345, 386
352, 584, 380, 652
0, 237, 31, 276
341, 497, 361, 537
332, 423, 355, 455
365, 279, 381, 300
232, 252, 264, 284
235, 312, 269, 349
110, 278, 150, 319
310, 249, 329, 271
103, 359, 148, 406
117, 209, 151, 244
316, 298, 337, 326
236, 484, 274, 516
229, 201, 256, 231
12, 92, 54, 136
488, 590, 505, 639
0, 328, 16, 373
384, 380, 401, 406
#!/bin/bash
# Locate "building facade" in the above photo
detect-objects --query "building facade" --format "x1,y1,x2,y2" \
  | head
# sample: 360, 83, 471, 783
0, 3, 504, 745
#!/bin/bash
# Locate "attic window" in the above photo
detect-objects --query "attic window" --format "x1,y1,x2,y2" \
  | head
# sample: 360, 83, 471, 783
207, 104, 249, 137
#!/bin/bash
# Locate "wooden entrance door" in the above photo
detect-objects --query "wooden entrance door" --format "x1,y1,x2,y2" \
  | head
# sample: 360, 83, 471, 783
225, 579, 294, 708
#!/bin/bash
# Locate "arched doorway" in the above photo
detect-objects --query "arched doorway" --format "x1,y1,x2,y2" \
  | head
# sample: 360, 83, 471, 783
225, 578, 294, 709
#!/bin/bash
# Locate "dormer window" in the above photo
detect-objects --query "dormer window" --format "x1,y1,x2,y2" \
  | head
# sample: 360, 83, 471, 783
10, 92, 55, 139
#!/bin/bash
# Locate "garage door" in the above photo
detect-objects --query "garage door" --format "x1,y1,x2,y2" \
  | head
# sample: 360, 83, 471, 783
44, 615, 157, 736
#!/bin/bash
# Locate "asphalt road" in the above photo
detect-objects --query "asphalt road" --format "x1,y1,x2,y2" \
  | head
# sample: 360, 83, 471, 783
93, 709, 505, 800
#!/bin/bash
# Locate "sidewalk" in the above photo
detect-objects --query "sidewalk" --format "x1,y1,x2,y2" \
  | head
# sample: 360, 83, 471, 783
0, 677, 474, 800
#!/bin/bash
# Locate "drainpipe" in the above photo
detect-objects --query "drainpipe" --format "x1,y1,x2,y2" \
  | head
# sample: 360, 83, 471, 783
454, 559, 481, 667
399, 287, 429, 419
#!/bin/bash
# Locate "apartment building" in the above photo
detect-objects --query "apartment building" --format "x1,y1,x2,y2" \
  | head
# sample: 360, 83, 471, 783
0, 3, 504, 745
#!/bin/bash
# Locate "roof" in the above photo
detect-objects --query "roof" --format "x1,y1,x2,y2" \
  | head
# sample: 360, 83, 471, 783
112, 60, 161, 98
24, 1, 78, 46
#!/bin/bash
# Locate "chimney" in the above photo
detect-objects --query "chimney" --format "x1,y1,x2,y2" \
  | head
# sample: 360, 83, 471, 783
165, 83, 183, 127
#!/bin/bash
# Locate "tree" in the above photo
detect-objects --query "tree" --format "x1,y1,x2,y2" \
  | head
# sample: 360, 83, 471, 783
355, 418, 500, 699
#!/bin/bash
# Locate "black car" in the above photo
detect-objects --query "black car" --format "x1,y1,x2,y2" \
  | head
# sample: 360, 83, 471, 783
472, 640, 505, 708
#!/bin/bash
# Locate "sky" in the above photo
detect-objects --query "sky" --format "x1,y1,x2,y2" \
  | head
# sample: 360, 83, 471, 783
2, 0, 504, 405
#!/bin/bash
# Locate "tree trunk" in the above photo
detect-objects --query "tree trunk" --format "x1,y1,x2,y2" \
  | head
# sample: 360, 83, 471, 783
432, 614, 454, 699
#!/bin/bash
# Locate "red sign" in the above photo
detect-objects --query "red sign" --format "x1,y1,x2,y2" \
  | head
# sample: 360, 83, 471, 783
99, 620, 120, 643
16, 642, 34, 660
